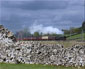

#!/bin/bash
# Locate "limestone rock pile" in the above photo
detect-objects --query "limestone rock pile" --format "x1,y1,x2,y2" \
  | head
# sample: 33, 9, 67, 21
0, 25, 16, 45
62, 45, 85, 66
0, 25, 17, 63
0, 41, 85, 66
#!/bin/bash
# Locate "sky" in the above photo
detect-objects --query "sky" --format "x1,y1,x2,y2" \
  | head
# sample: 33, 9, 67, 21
0, 0, 85, 34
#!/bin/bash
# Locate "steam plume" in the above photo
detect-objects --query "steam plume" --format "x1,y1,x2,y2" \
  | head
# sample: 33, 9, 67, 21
29, 24, 63, 34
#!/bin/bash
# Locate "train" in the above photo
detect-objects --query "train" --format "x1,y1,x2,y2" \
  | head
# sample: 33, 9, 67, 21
17, 36, 66, 41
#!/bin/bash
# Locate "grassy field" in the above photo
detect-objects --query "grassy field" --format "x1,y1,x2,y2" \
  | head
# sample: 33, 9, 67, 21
0, 63, 85, 69
40, 41, 85, 48
66, 33, 85, 40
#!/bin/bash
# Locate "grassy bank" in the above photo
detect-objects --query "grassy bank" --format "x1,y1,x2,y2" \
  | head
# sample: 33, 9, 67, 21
40, 41, 85, 48
0, 63, 85, 69
66, 33, 85, 40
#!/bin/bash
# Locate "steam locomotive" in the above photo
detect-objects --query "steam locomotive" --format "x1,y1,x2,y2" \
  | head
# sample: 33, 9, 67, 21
17, 36, 66, 41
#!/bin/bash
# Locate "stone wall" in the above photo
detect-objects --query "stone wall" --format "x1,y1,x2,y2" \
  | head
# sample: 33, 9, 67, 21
0, 25, 85, 67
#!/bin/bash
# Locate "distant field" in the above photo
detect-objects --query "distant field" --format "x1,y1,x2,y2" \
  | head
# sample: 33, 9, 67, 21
66, 33, 85, 40
40, 41, 85, 48
0, 63, 85, 69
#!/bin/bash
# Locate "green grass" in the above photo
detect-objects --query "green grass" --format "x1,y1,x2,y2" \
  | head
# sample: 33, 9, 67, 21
0, 63, 85, 69
40, 41, 85, 48
67, 33, 85, 40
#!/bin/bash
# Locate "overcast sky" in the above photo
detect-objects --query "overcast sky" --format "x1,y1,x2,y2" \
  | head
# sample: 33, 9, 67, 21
0, 0, 85, 33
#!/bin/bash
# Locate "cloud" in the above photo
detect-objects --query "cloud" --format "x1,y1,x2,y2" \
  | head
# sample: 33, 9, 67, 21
1, 0, 68, 10
0, 0, 84, 33
29, 23, 63, 34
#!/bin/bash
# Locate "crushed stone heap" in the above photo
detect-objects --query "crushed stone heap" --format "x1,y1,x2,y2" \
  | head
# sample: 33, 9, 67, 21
0, 25, 85, 67
0, 41, 85, 66
0, 25, 16, 43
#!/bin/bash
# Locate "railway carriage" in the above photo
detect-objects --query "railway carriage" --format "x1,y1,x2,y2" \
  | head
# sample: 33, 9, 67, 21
17, 36, 66, 41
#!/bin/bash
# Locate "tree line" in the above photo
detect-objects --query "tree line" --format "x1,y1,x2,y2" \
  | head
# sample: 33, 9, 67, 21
62, 21, 85, 35
15, 28, 59, 38
15, 21, 85, 38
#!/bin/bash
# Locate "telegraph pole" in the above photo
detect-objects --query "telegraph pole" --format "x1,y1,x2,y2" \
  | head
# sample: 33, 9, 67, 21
81, 29, 84, 41
18, 32, 22, 41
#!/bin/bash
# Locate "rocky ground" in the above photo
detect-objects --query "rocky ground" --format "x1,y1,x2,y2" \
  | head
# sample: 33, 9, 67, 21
0, 25, 85, 67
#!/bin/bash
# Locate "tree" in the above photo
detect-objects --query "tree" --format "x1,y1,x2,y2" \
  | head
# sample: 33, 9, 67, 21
73, 28, 81, 34
82, 21, 85, 32
40, 32, 43, 36
33, 32, 39, 37
15, 28, 31, 38
62, 29, 70, 34
22, 28, 31, 38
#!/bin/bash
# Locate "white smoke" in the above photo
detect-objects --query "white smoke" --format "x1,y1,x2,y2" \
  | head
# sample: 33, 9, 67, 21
29, 24, 63, 34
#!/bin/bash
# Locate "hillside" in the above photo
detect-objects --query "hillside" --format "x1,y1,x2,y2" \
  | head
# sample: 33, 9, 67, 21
66, 33, 85, 40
